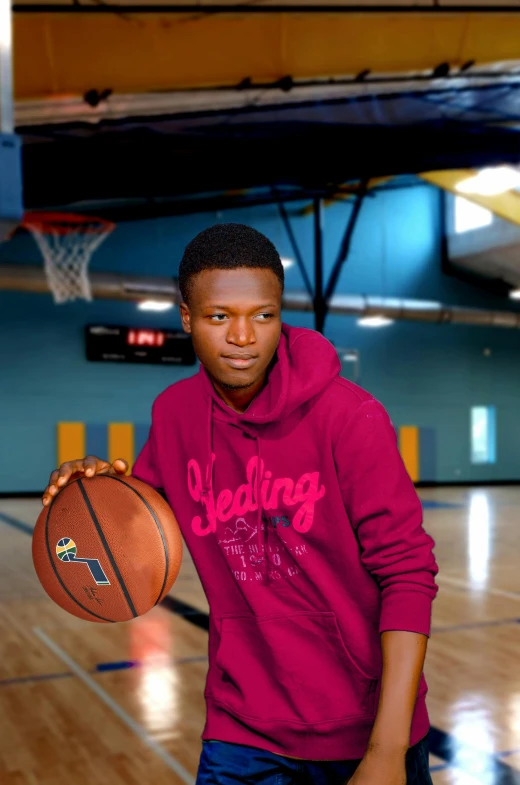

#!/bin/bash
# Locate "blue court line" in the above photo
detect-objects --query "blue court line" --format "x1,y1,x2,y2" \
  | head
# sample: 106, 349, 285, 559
0, 671, 74, 687
0, 655, 209, 688
0, 511, 34, 536
420, 500, 465, 510
95, 660, 138, 672
0, 663, 138, 687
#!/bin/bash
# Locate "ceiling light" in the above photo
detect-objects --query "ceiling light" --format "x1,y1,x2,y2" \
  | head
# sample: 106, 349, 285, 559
509, 289, 520, 300
456, 166, 520, 197
281, 258, 294, 269
138, 300, 174, 312
357, 315, 394, 328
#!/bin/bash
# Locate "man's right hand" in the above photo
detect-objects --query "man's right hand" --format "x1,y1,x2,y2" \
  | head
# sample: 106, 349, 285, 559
42, 456, 129, 507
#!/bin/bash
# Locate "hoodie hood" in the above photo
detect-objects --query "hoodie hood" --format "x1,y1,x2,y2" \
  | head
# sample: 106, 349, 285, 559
197, 323, 341, 574
199, 322, 341, 426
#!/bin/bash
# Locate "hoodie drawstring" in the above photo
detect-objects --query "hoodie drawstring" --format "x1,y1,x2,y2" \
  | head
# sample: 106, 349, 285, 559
254, 435, 263, 567
205, 400, 215, 496
204, 399, 266, 574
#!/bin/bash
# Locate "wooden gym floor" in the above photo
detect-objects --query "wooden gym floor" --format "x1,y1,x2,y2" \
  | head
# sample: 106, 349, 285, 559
0, 486, 518, 785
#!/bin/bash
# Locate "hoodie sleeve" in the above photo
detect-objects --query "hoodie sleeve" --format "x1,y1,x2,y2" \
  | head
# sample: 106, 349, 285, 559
131, 400, 165, 495
333, 398, 438, 637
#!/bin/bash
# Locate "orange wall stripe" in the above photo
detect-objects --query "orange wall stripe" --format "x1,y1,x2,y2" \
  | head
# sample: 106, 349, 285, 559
108, 423, 134, 473
399, 425, 420, 484
57, 422, 85, 467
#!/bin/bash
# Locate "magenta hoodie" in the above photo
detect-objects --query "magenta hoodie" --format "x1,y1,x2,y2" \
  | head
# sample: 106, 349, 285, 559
132, 323, 439, 761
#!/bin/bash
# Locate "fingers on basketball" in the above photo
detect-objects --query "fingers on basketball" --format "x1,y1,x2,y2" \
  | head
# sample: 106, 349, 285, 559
48, 469, 59, 488
43, 457, 128, 506
83, 455, 100, 477
111, 459, 128, 474
56, 459, 88, 485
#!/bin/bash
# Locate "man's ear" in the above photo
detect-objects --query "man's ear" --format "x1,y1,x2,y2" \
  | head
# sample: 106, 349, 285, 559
179, 302, 191, 334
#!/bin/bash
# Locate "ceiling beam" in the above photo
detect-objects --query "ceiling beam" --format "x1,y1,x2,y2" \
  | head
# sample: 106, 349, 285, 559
13, 5, 520, 13
12, 10, 520, 99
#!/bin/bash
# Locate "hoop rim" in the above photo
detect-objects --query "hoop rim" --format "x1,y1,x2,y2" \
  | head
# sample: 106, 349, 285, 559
21, 211, 115, 236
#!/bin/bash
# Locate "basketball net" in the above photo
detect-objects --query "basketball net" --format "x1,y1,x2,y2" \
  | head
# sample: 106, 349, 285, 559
22, 212, 115, 304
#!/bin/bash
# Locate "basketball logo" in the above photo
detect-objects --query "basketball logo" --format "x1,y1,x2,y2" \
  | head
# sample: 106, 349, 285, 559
56, 538, 111, 586
56, 538, 78, 561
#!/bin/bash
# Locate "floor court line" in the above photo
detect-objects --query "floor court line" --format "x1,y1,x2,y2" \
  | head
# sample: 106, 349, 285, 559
0, 511, 34, 536
437, 575, 520, 602
0, 656, 209, 688
0, 671, 74, 687
33, 626, 196, 785
432, 618, 520, 634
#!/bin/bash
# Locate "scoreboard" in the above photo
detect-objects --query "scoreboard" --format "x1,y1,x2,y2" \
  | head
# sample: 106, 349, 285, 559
85, 324, 196, 365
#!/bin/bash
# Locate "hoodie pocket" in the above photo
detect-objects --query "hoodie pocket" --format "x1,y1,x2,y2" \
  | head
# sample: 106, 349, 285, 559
211, 611, 377, 724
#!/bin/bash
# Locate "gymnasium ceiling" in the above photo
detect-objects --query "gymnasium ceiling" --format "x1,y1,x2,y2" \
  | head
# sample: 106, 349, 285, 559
12, 1, 520, 215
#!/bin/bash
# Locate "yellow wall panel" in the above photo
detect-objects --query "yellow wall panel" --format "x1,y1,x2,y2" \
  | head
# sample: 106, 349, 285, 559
108, 423, 134, 473
57, 422, 85, 467
399, 426, 419, 484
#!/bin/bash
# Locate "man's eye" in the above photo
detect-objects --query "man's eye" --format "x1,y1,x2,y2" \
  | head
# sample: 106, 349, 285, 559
210, 314, 227, 321
256, 313, 274, 320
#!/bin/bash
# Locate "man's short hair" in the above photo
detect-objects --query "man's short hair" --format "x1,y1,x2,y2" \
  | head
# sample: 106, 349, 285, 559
179, 223, 285, 304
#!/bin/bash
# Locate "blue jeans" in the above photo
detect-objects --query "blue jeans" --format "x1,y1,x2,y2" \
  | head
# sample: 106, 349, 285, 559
196, 735, 433, 784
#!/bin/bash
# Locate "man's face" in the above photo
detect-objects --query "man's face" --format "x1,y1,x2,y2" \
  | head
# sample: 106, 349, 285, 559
180, 267, 282, 392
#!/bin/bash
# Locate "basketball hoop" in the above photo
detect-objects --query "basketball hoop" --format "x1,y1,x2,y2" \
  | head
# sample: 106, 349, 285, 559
22, 212, 115, 304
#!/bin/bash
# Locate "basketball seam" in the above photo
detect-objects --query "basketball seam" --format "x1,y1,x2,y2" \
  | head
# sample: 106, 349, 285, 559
44, 495, 116, 623
97, 475, 170, 606
77, 479, 139, 619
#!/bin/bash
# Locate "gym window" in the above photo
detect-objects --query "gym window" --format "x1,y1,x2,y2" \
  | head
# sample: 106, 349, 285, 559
471, 406, 496, 465
454, 197, 493, 234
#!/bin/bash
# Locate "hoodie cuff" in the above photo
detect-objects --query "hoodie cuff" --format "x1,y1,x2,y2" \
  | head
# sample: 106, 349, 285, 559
379, 591, 433, 637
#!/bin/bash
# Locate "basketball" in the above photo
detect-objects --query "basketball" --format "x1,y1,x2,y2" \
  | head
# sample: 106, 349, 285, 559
32, 474, 182, 623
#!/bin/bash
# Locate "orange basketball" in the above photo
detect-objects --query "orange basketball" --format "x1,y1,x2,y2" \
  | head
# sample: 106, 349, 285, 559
32, 474, 182, 623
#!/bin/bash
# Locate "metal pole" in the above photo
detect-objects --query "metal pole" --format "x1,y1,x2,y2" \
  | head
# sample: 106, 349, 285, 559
2, 264, 520, 328
278, 201, 314, 299
0, 0, 14, 133
325, 182, 368, 302
13, 4, 520, 13
313, 197, 326, 334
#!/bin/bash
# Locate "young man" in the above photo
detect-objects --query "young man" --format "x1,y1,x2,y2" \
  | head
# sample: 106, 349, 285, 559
42, 223, 438, 785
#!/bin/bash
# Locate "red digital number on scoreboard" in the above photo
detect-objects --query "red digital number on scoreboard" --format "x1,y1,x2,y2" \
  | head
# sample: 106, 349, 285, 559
127, 329, 165, 347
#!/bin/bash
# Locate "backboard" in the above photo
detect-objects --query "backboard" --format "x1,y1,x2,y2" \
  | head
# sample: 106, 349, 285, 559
0, 133, 23, 243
